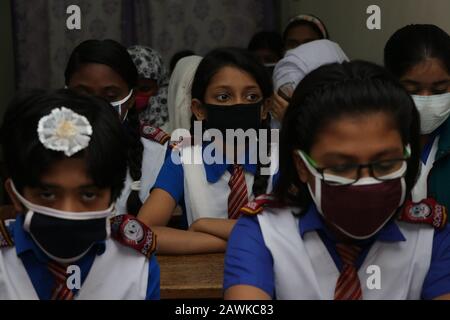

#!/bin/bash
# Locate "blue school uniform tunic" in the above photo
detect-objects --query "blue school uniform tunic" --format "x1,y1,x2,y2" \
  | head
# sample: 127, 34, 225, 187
153, 146, 259, 228
6, 215, 160, 300
224, 204, 450, 299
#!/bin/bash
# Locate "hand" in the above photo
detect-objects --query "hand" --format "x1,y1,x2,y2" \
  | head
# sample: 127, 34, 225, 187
270, 91, 290, 122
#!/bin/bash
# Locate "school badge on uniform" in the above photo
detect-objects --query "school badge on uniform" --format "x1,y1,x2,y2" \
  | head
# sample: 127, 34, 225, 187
239, 194, 279, 216
0, 219, 14, 248
399, 198, 448, 229
110, 214, 157, 258
140, 123, 170, 145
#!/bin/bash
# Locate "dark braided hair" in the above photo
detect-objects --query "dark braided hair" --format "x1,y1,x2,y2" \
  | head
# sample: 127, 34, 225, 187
191, 47, 274, 197
65, 39, 144, 215
123, 106, 144, 215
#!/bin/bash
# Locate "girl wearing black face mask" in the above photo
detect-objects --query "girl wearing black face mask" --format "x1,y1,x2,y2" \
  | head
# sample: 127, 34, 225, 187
137, 48, 277, 255
224, 61, 450, 300
0, 89, 159, 300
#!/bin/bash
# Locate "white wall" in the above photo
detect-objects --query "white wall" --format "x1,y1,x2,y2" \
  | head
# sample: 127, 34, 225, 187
281, 0, 450, 64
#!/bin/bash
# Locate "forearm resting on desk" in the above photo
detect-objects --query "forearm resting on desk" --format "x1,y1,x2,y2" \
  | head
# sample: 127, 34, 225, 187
189, 218, 237, 241
152, 226, 227, 255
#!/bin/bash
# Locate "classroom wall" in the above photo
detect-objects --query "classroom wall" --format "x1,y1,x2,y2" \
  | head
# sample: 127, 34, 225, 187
281, 0, 450, 65
0, 0, 15, 203
0, 0, 15, 109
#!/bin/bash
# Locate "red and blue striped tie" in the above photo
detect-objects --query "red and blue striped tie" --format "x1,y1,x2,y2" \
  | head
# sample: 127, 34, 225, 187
334, 243, 363, 300
228, 165, 249, 219
48, 261, 75, 300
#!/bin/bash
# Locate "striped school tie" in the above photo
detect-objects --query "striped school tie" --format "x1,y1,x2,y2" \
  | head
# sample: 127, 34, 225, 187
334, 243, 363, 300
47, 261, 75, 300
228, 164, 249, 219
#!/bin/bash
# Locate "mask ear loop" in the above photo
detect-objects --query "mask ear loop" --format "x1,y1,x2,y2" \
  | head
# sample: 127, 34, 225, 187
10, 181, 115, 220
23, 210, 34, 233
308, 175, 323, 214
111, 89, 134, 118
105, 218, 111, 238
399, 178, 406, 207
297, 150, 323, 213
122, 109, 130, 122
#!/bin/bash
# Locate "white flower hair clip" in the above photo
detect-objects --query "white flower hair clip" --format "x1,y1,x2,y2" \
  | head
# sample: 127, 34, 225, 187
37, 107, 93, 157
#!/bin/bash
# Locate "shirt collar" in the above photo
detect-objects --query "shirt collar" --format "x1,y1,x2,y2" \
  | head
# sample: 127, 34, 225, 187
11, 214, 106, 262
421, 127, 442, 164
436, 119, 450, 159
11, 214, 34, 257
201, 143, 257, 183
298, 204, 406, 243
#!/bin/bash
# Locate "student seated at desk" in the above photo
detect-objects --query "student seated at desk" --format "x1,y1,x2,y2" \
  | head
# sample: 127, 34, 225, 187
224, 61, 450, 300
138, 48, 278, 254
65, 39, 170, 217
0, 90, 159, 300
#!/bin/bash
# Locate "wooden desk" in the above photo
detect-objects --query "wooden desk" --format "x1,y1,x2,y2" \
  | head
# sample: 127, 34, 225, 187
158, 253, 224, 299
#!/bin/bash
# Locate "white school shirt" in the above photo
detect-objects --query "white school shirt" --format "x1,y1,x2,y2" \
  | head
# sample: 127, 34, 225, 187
257, 206, 434, 300
412, 136, 440, 202
115, 137, 167, 216
0, 236, 150, 300
180, 144, 279, 226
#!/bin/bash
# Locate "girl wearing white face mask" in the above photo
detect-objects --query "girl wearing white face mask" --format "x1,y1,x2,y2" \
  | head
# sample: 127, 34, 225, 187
65, 40, 171, 217
224, 61, 450, 300
0, 90, 159, 300
385, 24, 450, 209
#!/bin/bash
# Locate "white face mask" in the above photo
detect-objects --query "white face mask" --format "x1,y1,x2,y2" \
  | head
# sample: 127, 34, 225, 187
111, 89, 134, 121
412, 92, 450, 134
11, 182, 114, 263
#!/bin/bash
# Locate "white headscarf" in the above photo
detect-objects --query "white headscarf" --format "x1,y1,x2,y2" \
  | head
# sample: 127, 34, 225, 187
273, 39, 349, 91
167, 55, 203, 133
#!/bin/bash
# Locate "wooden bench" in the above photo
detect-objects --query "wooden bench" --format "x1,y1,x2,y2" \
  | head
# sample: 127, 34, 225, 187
159, 253, 224, 299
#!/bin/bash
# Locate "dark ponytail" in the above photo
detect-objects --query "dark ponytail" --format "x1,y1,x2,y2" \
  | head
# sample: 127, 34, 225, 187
65, 39, 144, 215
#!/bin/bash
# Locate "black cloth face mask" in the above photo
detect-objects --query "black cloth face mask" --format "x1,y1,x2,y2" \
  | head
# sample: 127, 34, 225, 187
203, 102, 263, 134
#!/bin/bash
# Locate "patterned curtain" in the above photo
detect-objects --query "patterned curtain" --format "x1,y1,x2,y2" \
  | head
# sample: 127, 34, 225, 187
12, 0, 278, 90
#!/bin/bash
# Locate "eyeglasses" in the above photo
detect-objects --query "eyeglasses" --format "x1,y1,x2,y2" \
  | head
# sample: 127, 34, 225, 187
298, 147, 410, 186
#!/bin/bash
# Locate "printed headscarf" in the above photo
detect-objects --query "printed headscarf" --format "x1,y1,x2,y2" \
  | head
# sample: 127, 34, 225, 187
128, 45, 169, 129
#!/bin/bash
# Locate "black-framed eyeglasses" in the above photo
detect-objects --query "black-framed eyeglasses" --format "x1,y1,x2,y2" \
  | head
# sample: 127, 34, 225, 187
299, 148, 410, 186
